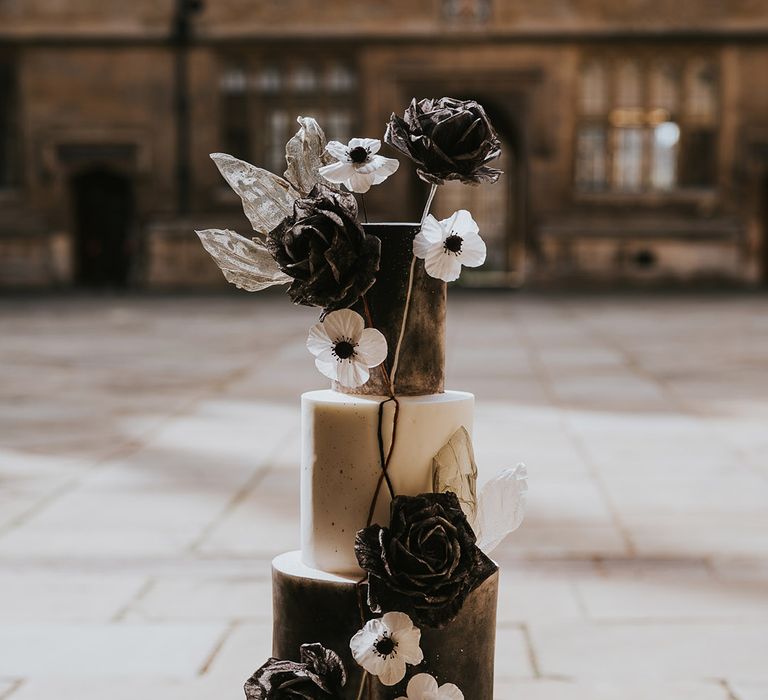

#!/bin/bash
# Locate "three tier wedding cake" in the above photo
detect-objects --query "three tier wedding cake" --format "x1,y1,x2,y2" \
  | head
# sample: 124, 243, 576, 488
197, 98, 526, 700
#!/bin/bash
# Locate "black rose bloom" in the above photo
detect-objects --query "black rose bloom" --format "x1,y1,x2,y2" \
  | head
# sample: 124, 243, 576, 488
384, 97, 502, 186
355, 491, 497, 629
266, 184, 380, 312
244, 643, 346, 700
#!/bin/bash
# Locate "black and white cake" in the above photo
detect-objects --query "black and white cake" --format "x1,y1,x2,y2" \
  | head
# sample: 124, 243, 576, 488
197, 99, 527, 700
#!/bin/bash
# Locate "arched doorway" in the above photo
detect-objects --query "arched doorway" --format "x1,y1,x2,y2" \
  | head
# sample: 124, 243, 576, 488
71, 168, 135, 287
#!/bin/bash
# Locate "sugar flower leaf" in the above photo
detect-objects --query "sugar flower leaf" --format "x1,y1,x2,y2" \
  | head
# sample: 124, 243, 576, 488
413, 210, 486, 282
210, 152, 299, 235
319, 137, 400, 193
195, 228, 290, 292
473, 463, 528, 554
349, 611, 423, 687
396, 673, 464, 700
432, 426, 478, 525
284, 116, 338, 195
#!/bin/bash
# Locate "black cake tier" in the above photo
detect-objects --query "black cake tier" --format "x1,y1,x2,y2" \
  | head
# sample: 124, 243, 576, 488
272, 551, 498, 700
333, 222, 447, 397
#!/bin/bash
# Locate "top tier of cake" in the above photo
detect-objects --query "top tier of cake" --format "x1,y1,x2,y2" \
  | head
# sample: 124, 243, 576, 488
333, 223, 446, 397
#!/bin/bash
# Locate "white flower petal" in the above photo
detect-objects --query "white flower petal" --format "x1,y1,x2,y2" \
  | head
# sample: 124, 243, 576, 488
350, 627, 378, 659
412, 231, 433, 261
377, 657, 407, 686
349, 137, 381, 154
437, 683, 464, 700
420, 214, 447, 244
314, 356, 339, 382
406, 673, 439, 699
395, 630, 424, 665
307, 322, 333, 357
355, 154, 398, 176
450, 209, 479, 236
347, 170, 374, 193
356, 328, 388, 368
438, 210, 461, 237
322, 309, 365, 343
319, 161, 357, 183
371, 156, 400, 184
336, 359, 369, 388
382, 611, 415, 633
325, 140, 348, 161
457, 230, 486, 268
424, 248, 463, 282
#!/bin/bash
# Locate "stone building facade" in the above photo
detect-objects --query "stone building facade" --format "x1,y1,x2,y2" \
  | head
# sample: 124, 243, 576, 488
2, 0, 768, 288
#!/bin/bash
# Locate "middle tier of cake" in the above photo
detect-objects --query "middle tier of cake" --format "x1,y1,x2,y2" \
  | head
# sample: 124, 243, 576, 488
301, 389, 474, 574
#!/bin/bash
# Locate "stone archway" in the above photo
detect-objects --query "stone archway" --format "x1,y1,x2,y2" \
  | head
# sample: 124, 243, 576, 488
71, 168, 135, 287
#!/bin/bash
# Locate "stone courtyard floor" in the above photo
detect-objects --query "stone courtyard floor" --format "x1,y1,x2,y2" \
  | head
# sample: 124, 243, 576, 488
1, 292, 767, 700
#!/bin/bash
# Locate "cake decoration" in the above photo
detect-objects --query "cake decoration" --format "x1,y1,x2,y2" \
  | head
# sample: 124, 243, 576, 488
384, 97, 502, 186
244, 642, 346, 700
431, 426, 479, 524
413, 210, 486, 282
349, 611, 424, 687
267, 185, 381, 312
318, 138, 400, 194
395, 673, 464, 700
197, 98, 527, 699
307, 309, 388, 388
354, 491, 497, 629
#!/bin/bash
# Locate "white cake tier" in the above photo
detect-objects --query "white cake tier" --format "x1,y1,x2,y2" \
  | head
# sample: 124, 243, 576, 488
301, 389, 474, 574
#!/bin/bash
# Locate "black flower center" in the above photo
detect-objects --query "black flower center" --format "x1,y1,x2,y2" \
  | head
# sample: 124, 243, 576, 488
333, 340, 356, 360
444, 233, 463, 254
374, 635, 397, 657
348, 146, 369, 164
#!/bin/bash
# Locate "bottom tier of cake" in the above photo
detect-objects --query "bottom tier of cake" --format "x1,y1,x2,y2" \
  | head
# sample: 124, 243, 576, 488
273, 551, 498, 699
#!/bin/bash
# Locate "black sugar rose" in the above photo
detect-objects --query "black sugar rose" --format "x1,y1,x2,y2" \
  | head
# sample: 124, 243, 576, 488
244, 643, 346, 700
267, 184, 381, 312
384, 97, 502, 186
355, 491, 497, 628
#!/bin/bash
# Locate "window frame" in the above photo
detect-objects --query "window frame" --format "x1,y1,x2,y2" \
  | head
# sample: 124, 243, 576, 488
572, 48, 721, 203
217, 47, 360, 180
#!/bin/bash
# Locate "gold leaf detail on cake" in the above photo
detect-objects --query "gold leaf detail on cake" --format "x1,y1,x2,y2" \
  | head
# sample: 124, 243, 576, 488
432, 426, 478, 525
196, 228, 290, 292
210, 152, 299, 235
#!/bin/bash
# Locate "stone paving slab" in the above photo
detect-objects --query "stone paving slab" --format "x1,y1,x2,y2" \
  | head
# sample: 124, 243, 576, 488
529, 621, 768, 682
0, 624, 226, 677
123, 577, 272, 623
732, 685, 768, 700
493, 679, 731, 699
0, 573, 146, 623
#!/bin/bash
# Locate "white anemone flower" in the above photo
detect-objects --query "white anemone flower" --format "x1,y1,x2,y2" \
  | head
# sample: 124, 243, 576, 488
307, 309, 387, 389
413, 209, 486, 282
319, 138, 400, 193
349, 611, 423, 686
396, 673, 464, 700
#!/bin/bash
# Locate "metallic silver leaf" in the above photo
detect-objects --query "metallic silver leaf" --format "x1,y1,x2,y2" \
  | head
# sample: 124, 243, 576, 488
210, 153, 299, 234
196, 228, 290, 292
432, 426, 478, 524
474, 464, 528, 555
284, 116, 338, 195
